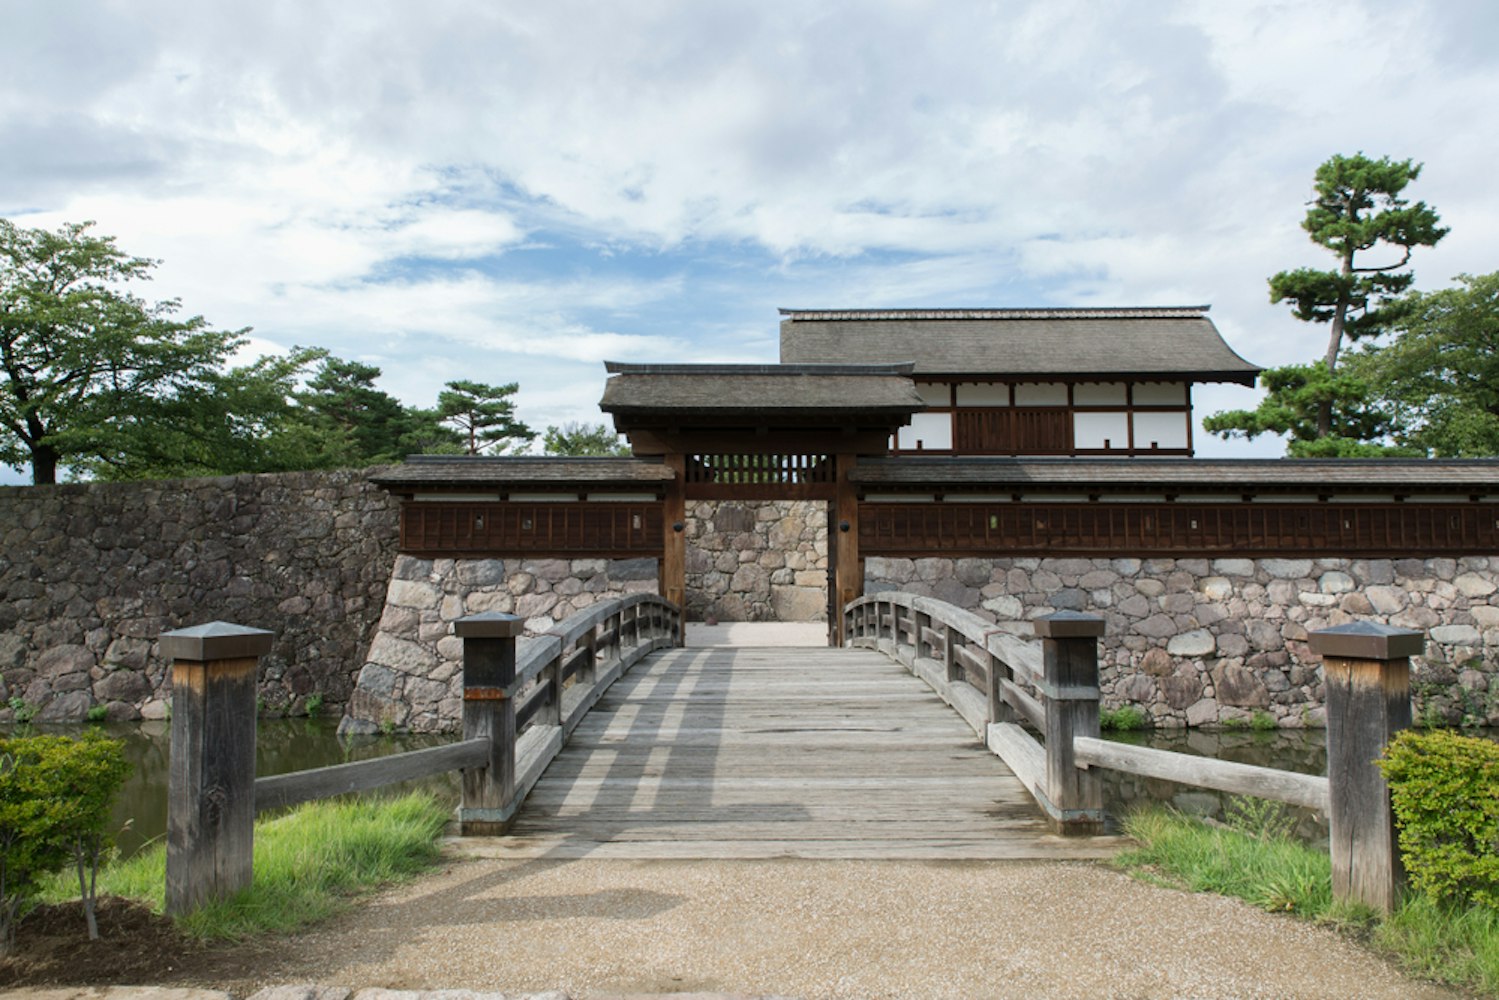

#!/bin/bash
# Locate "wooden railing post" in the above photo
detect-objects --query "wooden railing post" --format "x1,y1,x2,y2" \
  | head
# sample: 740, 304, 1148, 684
455, 612, 525, 835
161, 621, 273, 916
1309, 621, 1419, 913
1034, 611, 1104, 835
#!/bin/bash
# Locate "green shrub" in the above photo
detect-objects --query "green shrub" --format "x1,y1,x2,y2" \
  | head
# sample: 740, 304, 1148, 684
1377, 728, 1499, 908
0, 732, 130, 953
1250, 710, 1277, 731
51, 731, 132, 940
85, 705, 108, 723
304, 692, 324, 718
1100, 705, 1148, 731
6, 698, 35, 724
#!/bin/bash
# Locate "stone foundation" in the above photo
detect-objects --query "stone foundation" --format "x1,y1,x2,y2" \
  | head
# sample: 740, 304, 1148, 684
684, 500, 827, 621
0, 469, 397, 724
343, 554, 659, 733
866, 555, 1499, 728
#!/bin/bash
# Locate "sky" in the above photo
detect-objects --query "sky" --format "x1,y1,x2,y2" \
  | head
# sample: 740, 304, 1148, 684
3, 0, 1498, 483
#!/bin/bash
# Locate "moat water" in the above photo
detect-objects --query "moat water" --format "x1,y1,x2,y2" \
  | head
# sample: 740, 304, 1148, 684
10, 718, 1493, 854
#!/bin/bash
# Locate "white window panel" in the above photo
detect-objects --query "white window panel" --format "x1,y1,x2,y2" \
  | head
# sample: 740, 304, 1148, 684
1131, 411, 1189, 449
914, 381, 952, 406
1074, 412, 1129, 449
897, 412, 954, 450
1073, 381, 1127, 405
1133, 382, 1188, 405
955, 382, 1010, 405
1013, 382, 1068, 405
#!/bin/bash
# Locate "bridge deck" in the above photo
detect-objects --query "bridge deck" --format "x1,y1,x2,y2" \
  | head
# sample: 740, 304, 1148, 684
482, 645, 1121, 859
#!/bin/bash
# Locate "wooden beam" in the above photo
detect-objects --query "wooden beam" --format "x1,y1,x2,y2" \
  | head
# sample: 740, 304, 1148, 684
662, 452, 687, 644
1073, 737, 1330, 812
833, 453, 860, 646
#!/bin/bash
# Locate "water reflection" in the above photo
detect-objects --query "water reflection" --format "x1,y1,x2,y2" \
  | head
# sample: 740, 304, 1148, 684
11, 721, 1494, 854
1102, 728, 1330, 841
8, 720, 457, 858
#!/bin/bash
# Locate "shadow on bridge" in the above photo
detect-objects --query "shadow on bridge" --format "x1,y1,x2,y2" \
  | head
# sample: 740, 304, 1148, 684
481, 643, 1120, 860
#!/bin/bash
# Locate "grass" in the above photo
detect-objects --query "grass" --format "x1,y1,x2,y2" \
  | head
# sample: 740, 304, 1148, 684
42, 791, 449, 940
1099, 704, 1149, 731
1117, 806, 1499, 996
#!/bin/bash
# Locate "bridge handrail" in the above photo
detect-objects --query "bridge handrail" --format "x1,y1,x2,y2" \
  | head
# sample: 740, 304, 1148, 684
843, 591, 1042, 737
160, 593, 682, 916
844, 590, 1417, 914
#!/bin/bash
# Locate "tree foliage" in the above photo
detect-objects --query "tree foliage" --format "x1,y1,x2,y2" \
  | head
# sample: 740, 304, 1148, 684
437, 379, 534, 455
1210, 153, 1446, 450
1201, 361, 1419, 458
1364, 272, 1499, 457
542, 421, 629, 456
0, 732, 130, 951
0, 219, 252, 484
294, 357, 461, 466
1270, 153, 1446, 374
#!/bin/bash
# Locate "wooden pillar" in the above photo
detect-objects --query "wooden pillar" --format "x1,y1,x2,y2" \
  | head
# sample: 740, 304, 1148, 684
1034, 612, 1104, 835
661, 452, 687, 644
455, 611, 525, 835
1310, 621, 1419, 913
832, 453, 860, 646
162, 621, 273, 916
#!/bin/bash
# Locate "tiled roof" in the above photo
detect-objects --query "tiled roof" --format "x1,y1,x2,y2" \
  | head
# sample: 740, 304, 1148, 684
599, 363, 925, 417
850, 457, 1499, 491
779, 307, 1260, 383
370, 456, 674, 489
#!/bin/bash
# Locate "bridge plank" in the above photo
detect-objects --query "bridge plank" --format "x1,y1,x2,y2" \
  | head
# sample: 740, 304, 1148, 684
501, 644, 1122, 859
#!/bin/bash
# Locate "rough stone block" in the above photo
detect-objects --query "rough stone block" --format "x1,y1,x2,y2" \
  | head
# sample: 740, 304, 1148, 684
1167, 629, 1215, 657
1455, 572, 1498, 598
1431, 624, 1481, 645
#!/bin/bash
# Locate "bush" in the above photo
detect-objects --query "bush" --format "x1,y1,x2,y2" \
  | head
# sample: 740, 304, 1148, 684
1100, 705, 1148, 731
1377, 729, 1499, 908
0, 732, 129, 953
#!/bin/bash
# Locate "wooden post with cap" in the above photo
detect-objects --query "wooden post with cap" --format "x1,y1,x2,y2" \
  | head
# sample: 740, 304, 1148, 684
1309, 620, 1419, 913
1034, 611, 1104, 835
161, 620, 273, 916
455, 611, 525, 835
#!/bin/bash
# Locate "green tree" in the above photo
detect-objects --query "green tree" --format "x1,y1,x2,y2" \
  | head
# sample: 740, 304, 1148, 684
0, 219, 250, 484
1266, 153, 1446, 438
436, 379, 534, 455
50, 731, 130, 941
542, 421, 629, 456
1363, 272, 1499, 456
77, 346, 329, 480
292, 356, 462, 465
0, 738, 75, 954
1201, 361, 1419, 458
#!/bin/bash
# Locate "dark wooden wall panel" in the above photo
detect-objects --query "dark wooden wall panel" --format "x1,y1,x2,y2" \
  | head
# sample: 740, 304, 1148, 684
400, 502, 664, 557
859, 502, 1499, 558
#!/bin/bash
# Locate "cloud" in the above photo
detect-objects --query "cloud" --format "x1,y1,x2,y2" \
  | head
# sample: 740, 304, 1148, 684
2, 0, 1497, 458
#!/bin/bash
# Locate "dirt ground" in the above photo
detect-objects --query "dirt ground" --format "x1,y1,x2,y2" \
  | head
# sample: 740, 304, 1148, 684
1, 858, 1465, 1000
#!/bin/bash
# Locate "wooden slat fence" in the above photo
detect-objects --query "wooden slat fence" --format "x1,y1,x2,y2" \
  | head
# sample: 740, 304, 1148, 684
844, 591, 1417, 912
859, 501, 1499, 558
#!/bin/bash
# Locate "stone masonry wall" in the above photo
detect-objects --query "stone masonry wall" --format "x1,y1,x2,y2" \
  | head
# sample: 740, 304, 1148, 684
685, 500, 827, 622
0, 468, 398, 724
866, 555, 1499, 728
343, 554, 659, 733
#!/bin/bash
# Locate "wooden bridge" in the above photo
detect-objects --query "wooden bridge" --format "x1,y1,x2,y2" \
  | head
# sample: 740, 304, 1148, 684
491, 642, 1117, 859
164, 593, 1418, 915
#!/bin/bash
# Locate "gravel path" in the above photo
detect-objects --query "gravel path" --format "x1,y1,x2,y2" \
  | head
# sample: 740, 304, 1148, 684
206, 854, 1458, 1000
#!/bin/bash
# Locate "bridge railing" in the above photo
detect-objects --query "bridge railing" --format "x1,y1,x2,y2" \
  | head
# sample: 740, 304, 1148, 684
844, 591, 1415, 912
161, 593, 681, 916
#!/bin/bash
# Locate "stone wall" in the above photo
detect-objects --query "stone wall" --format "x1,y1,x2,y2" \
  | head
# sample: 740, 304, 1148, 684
0, 469, 398, 724
866, 555, 1499, 728
684, 500, 827, 621
343, 554, 659, 733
